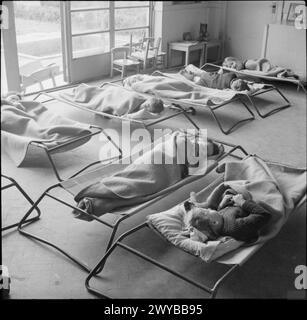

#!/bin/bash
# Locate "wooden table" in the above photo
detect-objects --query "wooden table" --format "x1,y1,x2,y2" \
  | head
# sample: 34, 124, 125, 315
203, 39, 222, 64
168, 41, 205, 68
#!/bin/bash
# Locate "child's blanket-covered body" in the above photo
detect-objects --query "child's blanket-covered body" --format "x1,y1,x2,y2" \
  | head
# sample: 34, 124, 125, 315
169, 64, 265, 94
124, 74, 237, 105
148, 155, 306, 263
73, 131, 214, 220
60, 83, 165, 120
1, 98, 91, 166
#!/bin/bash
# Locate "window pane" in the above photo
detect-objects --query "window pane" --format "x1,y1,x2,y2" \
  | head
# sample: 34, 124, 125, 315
70, 1, 109, 9
72, 33, 109, 58
1, 37, 8, 95
13, 1, 67, 93
115, 8, 149, 29
71, 11, 109, 34
115, 29, 148, 47
115, 1, 149, 7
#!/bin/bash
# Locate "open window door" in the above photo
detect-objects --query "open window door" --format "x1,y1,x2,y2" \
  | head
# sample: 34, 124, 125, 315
63, 1, 111, 83
1, 1, 69, 94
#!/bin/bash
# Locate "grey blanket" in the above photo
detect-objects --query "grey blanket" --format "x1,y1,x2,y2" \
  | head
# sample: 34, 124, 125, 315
123, 74, 237, 105
60, 84, 166, 120
1, 98, 91, 166
73, 131, 211, 220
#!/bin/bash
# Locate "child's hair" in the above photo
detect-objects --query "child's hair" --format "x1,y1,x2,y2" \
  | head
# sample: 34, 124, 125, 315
184, 202, 220, 240
223, 57, 244, 71
189, 210, 219, 240
2, 91, 22, 100
179, 69, 195, 81
142, 97, 164, 114
230, 78, 250, 91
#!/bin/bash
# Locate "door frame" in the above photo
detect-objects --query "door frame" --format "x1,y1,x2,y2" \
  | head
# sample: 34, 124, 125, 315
1, 1, 68, 95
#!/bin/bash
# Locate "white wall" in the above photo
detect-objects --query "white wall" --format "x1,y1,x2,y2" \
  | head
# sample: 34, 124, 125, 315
224, 1, 274, 59
264, 23, 306, 81
155, 1, 225, 66
223, 1, 306, 79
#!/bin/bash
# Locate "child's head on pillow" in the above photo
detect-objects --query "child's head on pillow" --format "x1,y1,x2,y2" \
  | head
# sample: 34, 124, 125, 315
141, 97, 164, 114
183, 201, 223, 240
179, 69, 195, 81
3, 91, 22, 102
230, 78, 250, 91
223, 57, 244, 71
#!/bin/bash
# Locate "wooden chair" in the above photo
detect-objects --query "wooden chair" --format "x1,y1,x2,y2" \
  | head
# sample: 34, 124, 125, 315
19, 60, 60, 93
110, 46, 141, 78
149, 37, 167, 69
130, 36, 167, 70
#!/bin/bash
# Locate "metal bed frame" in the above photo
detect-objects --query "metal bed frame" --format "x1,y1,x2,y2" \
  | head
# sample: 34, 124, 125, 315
84, 145, 250, 299
32, 79, 198, 138
213, 64, 307, 94
28, 125, 110, 182
1, 175, 41, 231
17, 131, 248, 275
200, 63, 292, 118
85, 155, 307, 299
131, 70, 257, 135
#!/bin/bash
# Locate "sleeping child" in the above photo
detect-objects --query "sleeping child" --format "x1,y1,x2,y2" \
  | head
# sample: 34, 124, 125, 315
183, 184, 271, 243
73, 134, 224, 220
179, 67, 250, 92
222, 56, 299, 79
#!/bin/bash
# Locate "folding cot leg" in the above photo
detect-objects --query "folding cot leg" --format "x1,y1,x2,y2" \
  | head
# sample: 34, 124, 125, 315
94, 215, 128, 275
245, 86, 291, 118
85, 223, 155, 298
171, 104, 200, 131
208, 97, 255, 135
210, 264, 239, 299
85, 222, 239, 299
18, 184, 92, 273
298, 83, 307, 94
43, 148, 63, 182
143, 105, 199, 141
30, 125, 119, 182
17, 183, 129, 274
2, 177, 41, 231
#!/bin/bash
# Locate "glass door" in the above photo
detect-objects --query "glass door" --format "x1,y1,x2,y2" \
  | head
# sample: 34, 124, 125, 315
13, 1, 68, 94
65, 1, 152, 83
65, 1, 111, 83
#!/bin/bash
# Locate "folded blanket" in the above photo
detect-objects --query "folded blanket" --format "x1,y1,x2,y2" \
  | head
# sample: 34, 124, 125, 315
148, 155, 306, 263
1, 98, 92, 166
60, 84, 165, 120
73, 131, 217, 220
123, 74, 237, 105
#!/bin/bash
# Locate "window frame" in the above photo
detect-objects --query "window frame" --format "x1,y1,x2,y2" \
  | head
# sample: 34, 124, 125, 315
69, 1, 153, 59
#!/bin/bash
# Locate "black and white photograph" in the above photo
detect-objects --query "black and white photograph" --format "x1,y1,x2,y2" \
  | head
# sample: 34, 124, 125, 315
1, 0, 306, 307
